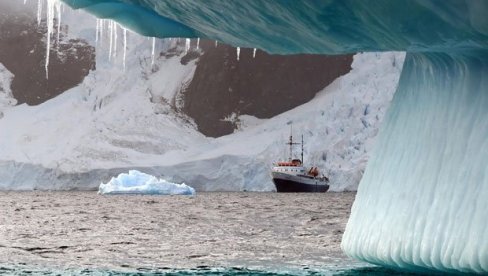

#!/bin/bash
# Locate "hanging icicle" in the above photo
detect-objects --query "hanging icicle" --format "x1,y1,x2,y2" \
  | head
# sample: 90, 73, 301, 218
100, 19, 104, 45
253, 48, 257, 58
37, 0, 42, 26
151, 37, 156, 65
113, 22, 118, 58
123, 28, 127, 71
236, 47, 240, 61
196, 38, 200, 50
95, 19, 99, 43
185, 38, 190, 54
45, 0, 56, 79
56, 2, 62, 49
108, 20, 113, 61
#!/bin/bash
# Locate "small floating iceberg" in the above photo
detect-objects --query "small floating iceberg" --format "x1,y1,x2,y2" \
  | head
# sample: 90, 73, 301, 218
99, 170, 195, 195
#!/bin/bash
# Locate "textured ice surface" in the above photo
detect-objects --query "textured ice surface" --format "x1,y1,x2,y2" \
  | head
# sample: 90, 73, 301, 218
61, 0, 487, 54
342, 52, 488, 273
99, 170, 195, 195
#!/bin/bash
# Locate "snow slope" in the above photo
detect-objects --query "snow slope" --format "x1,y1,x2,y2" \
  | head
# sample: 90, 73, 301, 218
0, 8, 405, 191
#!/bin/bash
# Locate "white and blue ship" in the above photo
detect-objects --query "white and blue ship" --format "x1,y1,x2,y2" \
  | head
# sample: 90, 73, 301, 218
271, 131, 329, 193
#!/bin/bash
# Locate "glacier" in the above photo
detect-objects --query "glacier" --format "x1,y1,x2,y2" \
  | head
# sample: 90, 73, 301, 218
0, 49, 402, 192
53, 0, 488, 274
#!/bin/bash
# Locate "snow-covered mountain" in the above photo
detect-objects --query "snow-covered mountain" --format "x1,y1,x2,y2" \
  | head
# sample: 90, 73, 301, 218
0, 2, 405, 191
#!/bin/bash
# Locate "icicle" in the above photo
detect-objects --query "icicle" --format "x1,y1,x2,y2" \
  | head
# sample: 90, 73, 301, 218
24, 0, 27, 4
37, 0, 42, 26
215, 40, 218, 47
99, 19, 104, 45
113, 22, 118, 58
45, 0, 56, 79
185, 38, 190, 54
95, 19, 99, 43
196, 38, 200, 50
109, 20, 113, 61
253, 48, 257, 58
123, 28, 127, 71
56, 2, 61, 49
236, 47, 240, 61
151, 37, 156, 65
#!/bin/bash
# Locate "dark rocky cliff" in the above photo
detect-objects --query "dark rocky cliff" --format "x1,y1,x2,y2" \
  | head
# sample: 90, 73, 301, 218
0, 1, 95, 105
181, 40, 353, 137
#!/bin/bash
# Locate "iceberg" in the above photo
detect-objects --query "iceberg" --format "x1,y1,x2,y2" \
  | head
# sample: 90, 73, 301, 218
60, 0, 487, 55
341, 52, 488, 273
99, 170, 196, 195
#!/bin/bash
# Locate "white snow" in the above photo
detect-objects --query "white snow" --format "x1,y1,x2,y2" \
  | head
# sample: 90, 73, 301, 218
99, 170, 195, 195
0, 5, 405, 191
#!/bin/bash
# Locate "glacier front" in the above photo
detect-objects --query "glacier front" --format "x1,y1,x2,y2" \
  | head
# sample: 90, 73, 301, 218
34, 0, 488, 273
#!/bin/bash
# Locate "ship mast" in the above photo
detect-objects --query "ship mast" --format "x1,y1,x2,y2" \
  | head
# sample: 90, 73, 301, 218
301, 134, 304, 165
287, 124, 301, 162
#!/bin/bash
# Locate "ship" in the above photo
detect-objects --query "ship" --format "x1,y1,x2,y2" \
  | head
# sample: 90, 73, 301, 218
271, 129, 329, 193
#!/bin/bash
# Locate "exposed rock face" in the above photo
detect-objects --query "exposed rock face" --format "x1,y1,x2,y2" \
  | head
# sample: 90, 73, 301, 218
182, 40, 353, 137
0, 2, 95, 106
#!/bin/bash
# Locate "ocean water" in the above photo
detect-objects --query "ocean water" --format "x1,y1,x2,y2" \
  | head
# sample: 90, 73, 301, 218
0, 266, 420, 275
0, 191, 410, 275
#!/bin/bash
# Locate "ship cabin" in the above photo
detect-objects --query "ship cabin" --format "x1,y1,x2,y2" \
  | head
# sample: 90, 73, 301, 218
273, 159, 305, 176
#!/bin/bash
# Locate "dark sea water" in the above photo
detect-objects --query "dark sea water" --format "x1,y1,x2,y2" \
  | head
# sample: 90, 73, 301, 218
0, 192, 414, 275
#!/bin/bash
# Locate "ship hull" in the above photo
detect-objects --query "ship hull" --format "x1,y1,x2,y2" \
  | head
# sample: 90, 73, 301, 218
272, 172, 329, 193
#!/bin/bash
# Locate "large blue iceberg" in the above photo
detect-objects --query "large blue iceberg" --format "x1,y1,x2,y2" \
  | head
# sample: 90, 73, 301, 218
61, 0, 488, 273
